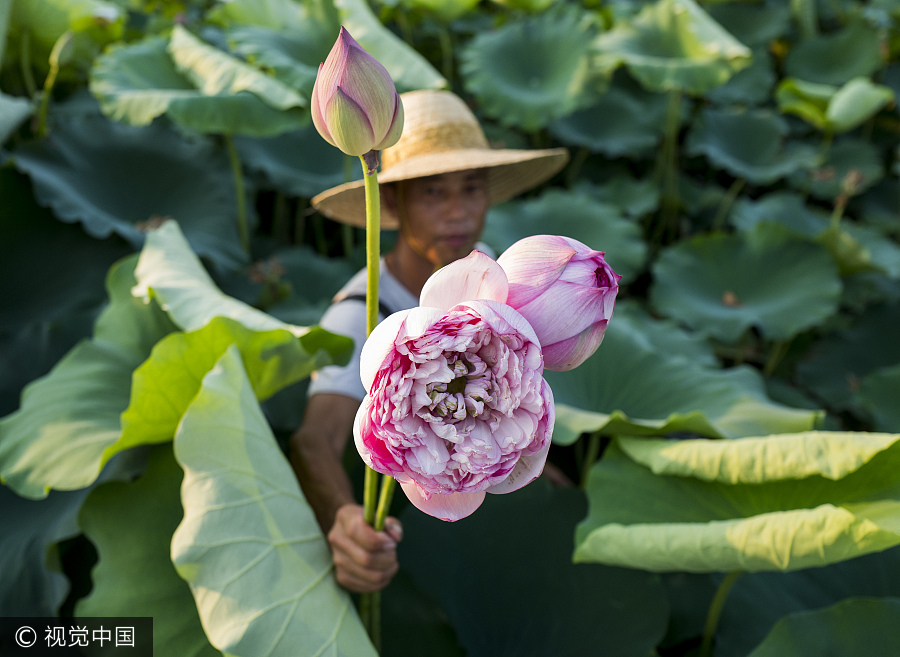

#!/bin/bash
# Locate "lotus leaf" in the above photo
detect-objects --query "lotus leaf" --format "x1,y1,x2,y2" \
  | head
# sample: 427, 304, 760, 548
612, 299, 719, 368
717, 547, 900, 657
797, 302, 900, 414
573, 176, 660, 218
785, 21, 883, 86
403, 0, 480, 22
460, 8, 598, 130
77, 446, 219, 657
705, 2, 791, 48
89, 36, 308, 136
491, 0, 560, 11
650, 226, 842, 342
482, 189, 647, 283
685, 108, 818, 184
549, 83, 669, 156
730, 192, 829, 239
234, 125, 360, 198
575, 432, 900, 572
0, 91, 31, 145
167, 25, 306, 111
777, 77, 895, 133
13, 114, 247, 271
206, 0, 313, 30
793, 139, 884, 201
860, 364, 900, 432
226, 25, 325, 99
400, 480, 669, 657
592, 0, 752, 96
706, 47, 775, 106
171, 346, 375, 657
544, 319, 821, 445
746, 597, 900, 657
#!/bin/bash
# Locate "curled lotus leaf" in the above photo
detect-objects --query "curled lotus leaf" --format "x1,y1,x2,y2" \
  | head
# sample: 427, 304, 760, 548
785, 20, 883, 86
89, 36, 308, 136
592, 0, 752, 96
685, 108, 819, 184
460, 8, 599, 130
860, 364, 900, 433
12, 114, 246, 271
777, 77, 895, 133
549, 83, 669, 156
482, 189, 647, 284
789, 139, 883, 201
649, 225, 842, 343
544, 318, 821, 445
575, 432, 900, 572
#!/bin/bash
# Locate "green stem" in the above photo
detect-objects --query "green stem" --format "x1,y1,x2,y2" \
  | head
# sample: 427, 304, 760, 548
564, 146, 590, 189
700, 571, 742, 657
764, 338, 792, 378
224, 135, 250, 256
580, 434, 601, 490
711, 178, 746, 232
374, 476, 396, 531
20, 30, 37, 99
437, 25, 454, 82
654, 90, 681, 244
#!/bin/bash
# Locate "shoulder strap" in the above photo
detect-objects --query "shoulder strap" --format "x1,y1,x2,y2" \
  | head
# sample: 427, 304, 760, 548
339, 293, 395, 319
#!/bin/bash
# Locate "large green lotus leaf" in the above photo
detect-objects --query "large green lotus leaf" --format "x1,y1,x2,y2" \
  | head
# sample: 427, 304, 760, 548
860, 364, 900, 433
482, 189, 646, 284
544, 320, 821, 445
730, 191, 829, 239
167, 25, 305, 111
650, 226, 842, 343
705, 47, 775, 106
549, 83, 668, 156
574, 436, 900, 572
573, 176, 660, 218
0, 257, 175, 499
77, 446, 219, 657
12, 114, 247, 271
234, 125, 359, 198
613, 299, 719, 368
774, 78, 833, 129
685, 108, 818, 184
705, 2, 791, 48
335, 0, 446, 92
715, 546, 900, 655
171, 346, 375, 657
747, 597, 900, 657
226, 25, 326, 99
785, 21, 883, 86
460, 8, 599, 130
843, 222, 900, 279
0, 91, 31, 144
618, 432, 900, 484
797, 302, 900, 413
90, 36, 308, 136
592, 0, 752, 96
797, 139, 886, 201
399, 480, 669, 657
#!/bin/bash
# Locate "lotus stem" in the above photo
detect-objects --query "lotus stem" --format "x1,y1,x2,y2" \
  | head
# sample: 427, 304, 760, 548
437, 25, 454, 82
36, 32, 73, 137
764, 339, 792, 377
700, 571, 742, 657
581, 433, 601, 490
791, 0, 817, 39
20, 30, 37, 99
712, 178, 746, 232
374, 475, 396, 531
224, 135, 250, 256
654, 90, 682, 244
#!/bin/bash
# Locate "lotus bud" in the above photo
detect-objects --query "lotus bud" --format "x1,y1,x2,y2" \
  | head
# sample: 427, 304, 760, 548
311, 27, 405, 160
497, 235, 620, 371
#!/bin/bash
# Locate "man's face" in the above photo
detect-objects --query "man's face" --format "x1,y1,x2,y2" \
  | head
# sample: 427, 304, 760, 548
395, 169, 489, 269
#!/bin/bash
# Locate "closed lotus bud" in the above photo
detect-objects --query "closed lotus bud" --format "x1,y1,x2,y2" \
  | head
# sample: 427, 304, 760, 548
498, 235, 620, 371
311, 27, 404, 157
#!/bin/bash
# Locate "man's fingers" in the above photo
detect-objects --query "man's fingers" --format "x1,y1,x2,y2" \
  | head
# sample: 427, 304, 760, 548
384, 517, 403, 543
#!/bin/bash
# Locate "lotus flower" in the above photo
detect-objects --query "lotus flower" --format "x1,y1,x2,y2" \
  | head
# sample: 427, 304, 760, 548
311, 27, 404, 157
498, 235, 620, 371
354, 251, 554, 522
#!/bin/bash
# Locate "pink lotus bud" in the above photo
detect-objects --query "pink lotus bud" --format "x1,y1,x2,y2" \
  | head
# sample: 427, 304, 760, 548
311, 27, 404, 157
497, 235, 620, 371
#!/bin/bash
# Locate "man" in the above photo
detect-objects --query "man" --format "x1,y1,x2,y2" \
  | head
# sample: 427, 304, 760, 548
289, 90, 568, 593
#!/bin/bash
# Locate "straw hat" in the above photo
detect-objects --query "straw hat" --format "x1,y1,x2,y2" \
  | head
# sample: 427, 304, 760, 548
311, 90, 569, 228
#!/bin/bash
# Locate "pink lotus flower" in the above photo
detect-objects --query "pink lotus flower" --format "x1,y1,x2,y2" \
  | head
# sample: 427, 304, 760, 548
498, 235, 620, 371
353, 252, 554, 521
311, 27, 404, 157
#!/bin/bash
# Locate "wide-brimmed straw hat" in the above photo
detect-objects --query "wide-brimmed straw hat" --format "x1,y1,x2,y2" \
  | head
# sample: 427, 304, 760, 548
311, 89, 569, 228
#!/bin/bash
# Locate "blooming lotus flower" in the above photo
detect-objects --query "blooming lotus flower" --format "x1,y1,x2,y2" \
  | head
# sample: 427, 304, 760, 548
497, 235, 620, 371
354, 251, 554, 521
311, 27, 404, 157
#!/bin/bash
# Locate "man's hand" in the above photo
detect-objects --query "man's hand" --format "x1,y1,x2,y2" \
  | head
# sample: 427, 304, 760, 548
328, 504, 403, 593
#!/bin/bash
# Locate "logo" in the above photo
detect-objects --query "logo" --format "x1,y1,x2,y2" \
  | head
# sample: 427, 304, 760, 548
15, 626, 37, 648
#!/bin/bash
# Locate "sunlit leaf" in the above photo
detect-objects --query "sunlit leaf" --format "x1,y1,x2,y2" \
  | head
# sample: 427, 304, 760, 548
747, 597, 900, 657
785, 20, 883, 86
226, 25, 326, 99
545, 319, 821, 445
77, 446, 220, 657
171, 346, 375, 657
650, 226, 842, 343
592, 0, 752, 96
482, 189, 647, 284
575, 432, 900, 572
777, 77, 895, 133
461, 8, 599, 130
13, 114, 247, 270
206, 0, 314, 30
686, 108, 818, 184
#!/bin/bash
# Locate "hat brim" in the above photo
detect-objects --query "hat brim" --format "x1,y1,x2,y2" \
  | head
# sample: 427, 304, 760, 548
311, 147, 569, 228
